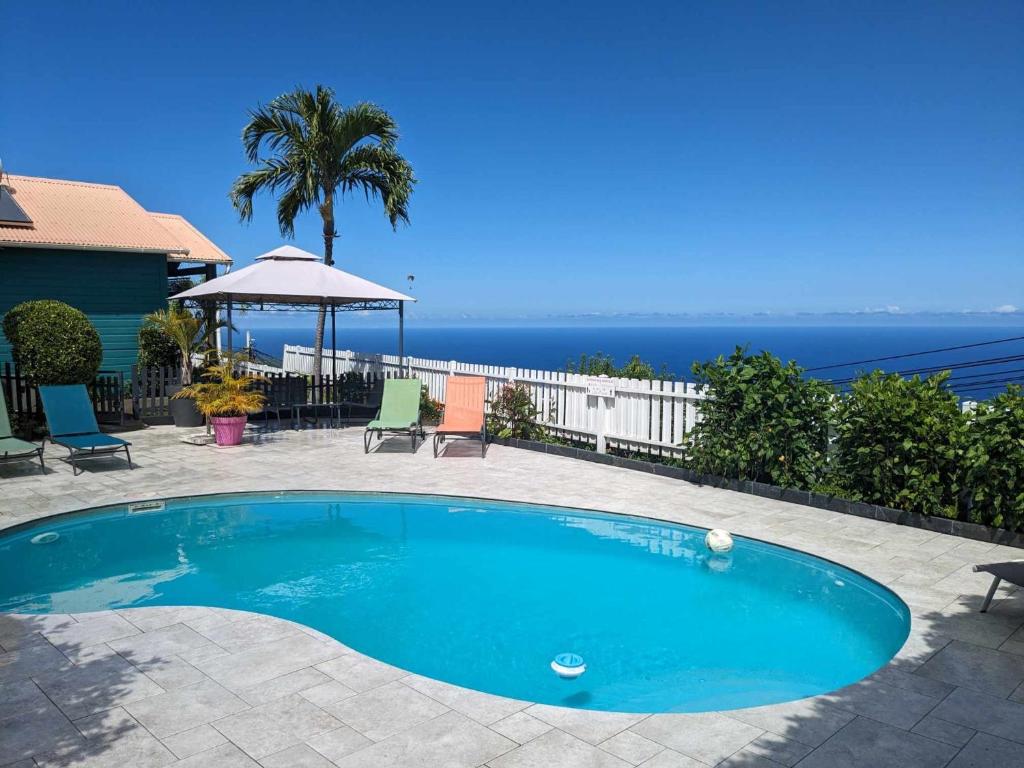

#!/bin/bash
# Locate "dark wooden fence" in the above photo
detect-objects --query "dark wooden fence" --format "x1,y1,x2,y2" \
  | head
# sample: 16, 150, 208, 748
131, 365, 183, 423
255, 370, 387, 419
2, 362, 395, 430
1, 362, 42, 426
1, 363, 125, 428
92, 370, 126, 425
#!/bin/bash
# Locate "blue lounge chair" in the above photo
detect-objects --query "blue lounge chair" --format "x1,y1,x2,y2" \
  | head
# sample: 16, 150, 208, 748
39, 385, 132, 475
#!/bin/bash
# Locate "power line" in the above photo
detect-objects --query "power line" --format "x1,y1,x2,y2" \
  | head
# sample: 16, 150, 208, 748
946, 366, 1024, 384
824, 353, 1024, 385
831, 369, 1024, 395
953, 376, 1024, 394
804, 334, 1024, 372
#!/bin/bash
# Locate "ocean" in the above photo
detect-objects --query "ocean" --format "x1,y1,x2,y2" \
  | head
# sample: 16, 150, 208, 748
238, 325, 1024, 399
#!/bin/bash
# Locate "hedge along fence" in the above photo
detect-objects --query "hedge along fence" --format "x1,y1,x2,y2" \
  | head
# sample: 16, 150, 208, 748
681, 348, 1024, 534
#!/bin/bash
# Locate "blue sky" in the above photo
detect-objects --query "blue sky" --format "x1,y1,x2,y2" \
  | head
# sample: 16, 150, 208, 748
2, 1, 1022, 323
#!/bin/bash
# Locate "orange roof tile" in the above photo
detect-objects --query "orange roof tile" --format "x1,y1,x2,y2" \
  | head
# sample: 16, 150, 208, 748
0, 175, 231, 264
149, 212, 232, 265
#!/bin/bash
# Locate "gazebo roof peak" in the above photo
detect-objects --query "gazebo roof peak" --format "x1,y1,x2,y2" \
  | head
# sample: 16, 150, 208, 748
171, 244, 414, 305
255, 244, 320, 262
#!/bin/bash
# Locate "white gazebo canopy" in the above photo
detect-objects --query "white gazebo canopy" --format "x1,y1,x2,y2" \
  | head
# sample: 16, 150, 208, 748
171, 244, 416, 370
172, 244, 415, 306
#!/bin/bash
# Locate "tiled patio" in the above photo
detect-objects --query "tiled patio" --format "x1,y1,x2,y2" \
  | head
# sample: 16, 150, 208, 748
2, 425, 1024, 767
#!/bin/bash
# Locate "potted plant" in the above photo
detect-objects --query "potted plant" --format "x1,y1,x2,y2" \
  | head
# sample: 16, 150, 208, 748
141, 307, 218, 428
172, 360, 266, 446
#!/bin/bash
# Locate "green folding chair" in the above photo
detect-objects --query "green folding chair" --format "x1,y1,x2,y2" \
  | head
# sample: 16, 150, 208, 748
364, 378, 424, 453
0, 388, 44, 473
39, 385, 132, 475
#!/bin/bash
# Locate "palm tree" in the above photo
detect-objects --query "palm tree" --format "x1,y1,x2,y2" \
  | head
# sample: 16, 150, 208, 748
142, 307, 212, 385
230, 85, 415, 383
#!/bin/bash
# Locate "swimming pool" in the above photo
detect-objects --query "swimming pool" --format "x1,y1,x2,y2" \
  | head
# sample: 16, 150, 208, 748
0, 492, 910, 713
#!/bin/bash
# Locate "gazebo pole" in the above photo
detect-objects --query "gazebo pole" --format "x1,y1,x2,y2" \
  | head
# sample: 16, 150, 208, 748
226, 298, 233, 365
398, 300, 405, 375
331, 301, 337, 408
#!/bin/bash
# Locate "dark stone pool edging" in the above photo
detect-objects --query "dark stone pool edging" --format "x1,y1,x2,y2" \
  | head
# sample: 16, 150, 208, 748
492, 437, 1024, 550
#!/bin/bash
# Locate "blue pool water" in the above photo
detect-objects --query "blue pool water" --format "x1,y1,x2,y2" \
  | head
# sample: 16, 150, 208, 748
0, 492, 910, 713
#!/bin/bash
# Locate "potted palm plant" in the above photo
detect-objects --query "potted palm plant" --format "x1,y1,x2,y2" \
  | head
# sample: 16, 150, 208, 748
172, 360, 266, 446
142, 307, 217, 428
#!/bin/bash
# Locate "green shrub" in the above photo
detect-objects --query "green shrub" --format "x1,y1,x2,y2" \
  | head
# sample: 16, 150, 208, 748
567, 352, 670, 380
831, 371, 964, 518
962, 385, 1024, 530
684, 347, 833, 488
2, 300, 102, 385
138, 324, 179, 369
487, 382, 546, 439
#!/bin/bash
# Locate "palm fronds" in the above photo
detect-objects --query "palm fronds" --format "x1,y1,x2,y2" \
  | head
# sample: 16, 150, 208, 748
229, 84, 416, 247
172, 360, 266, 418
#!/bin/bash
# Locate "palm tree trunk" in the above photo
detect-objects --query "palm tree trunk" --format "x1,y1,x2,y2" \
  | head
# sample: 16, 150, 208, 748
311, 199, 335, 399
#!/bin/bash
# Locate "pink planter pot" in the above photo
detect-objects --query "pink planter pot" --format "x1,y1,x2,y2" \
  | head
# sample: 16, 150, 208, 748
210, 415, 248, 446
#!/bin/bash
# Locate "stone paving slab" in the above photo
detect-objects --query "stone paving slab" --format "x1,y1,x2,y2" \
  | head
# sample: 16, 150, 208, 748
2, 425, 1024, 766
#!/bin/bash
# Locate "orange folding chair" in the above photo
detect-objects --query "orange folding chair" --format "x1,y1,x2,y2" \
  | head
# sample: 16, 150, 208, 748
433, 375, 487, 458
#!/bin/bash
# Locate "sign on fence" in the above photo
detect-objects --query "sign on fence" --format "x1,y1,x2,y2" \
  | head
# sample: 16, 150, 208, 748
585, 376, 616, 398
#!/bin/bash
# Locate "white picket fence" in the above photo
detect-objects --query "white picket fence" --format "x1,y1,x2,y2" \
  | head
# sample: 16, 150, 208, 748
281, 345, 705, 457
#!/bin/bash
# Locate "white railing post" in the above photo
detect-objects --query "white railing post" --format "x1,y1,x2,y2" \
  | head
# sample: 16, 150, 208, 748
585, 375, 615, 454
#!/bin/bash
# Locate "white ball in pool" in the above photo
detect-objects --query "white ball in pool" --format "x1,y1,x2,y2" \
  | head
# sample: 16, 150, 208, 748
705, 529, 734, 553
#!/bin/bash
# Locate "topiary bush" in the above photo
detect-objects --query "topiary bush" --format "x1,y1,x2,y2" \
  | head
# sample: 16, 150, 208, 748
962, 385, 1024, 530
684, 347, 834, 488
830, 370, 964, 518
2, 300, 102, 385
138, 323, 179, 370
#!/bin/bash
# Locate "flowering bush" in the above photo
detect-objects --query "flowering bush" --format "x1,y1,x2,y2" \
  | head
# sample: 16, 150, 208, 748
487, 382, 546, 439
420, 386, 444, 422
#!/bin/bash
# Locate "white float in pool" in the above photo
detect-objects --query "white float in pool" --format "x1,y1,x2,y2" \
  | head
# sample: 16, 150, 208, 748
705, 529, 734, 553
30, 532, 60, 545
551, 653, 586, 679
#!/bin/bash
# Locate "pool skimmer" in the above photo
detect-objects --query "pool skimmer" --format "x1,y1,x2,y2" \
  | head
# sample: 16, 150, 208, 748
551, 653, 586, 679
128, 501, 166, 515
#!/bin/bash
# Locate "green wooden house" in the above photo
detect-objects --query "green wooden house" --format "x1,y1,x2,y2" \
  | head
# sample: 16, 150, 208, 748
0, 174, 231, 373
